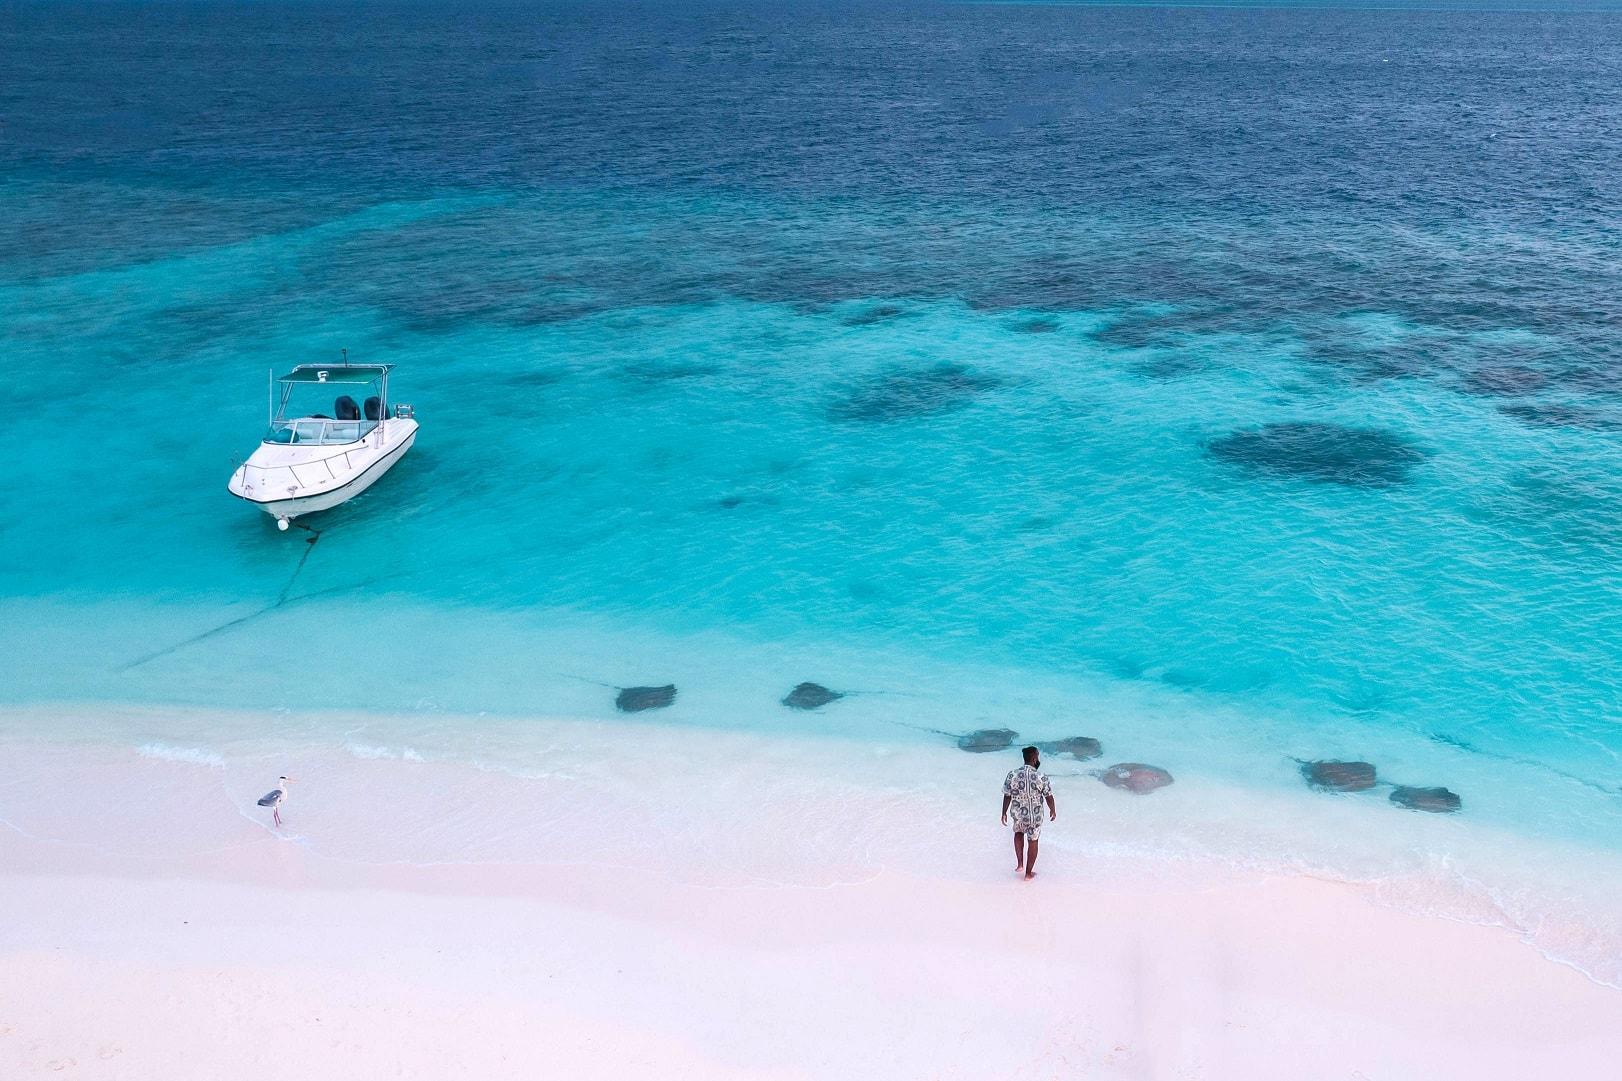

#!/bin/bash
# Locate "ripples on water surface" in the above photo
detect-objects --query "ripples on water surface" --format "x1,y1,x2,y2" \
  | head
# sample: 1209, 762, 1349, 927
2, 4, 1621, 886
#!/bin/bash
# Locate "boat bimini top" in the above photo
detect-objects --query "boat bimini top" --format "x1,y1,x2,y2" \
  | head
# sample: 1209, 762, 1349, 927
266, 363, 399, 446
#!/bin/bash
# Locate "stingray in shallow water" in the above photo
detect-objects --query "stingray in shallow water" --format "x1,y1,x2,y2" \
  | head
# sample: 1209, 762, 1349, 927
1098, 763, 1174, 794
782, 682, 844, 710
616, 685, 677, 712
957, 728, 1018, 753
1039, 736, 1103, 761
1389, 785, 1462, 813
1300, 760, 1377, 792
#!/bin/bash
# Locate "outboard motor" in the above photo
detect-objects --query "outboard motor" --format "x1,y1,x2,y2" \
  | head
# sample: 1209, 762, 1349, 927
334, 395, 361, 420
363, 396, 381, 421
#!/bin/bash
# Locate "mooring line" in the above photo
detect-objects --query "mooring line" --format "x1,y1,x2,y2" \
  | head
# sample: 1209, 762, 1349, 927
122, 525, 327, 671
119, 608, 277, 671
275, 524, 322, 606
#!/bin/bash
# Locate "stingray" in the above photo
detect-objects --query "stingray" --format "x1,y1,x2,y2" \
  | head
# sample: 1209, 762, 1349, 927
957, 728, 1018, 753
615, 684, 677, 712
1389, 785, 1462, 813
1096, 763, 1174, 794
1300, 760, 1377, 792
782, 682, 845, 711
1038, 736, 1103, 761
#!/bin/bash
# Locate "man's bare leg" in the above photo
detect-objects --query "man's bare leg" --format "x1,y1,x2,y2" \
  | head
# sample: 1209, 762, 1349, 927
1024, 838, 1039, 879
1013, 830, 1025, 872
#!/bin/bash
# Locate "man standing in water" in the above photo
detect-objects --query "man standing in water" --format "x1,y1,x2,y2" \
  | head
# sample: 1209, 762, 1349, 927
1001, 746, 1056, 879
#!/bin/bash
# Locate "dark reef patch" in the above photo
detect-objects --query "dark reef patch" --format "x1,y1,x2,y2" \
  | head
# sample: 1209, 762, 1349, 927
1090, 307, 1255, 350
1091, 316, 1180, 349
1292, 317, 1452, 383
1498, 403, 1622, 432
616, 684, 677, 712
509, 299, 612, 327
1133, 354, 1204, 380
1465, 366, 1549, 397
963, 256, 1106, 312
316, 209, 629, 334
1300, 342, 1434, 384
1208, 422, 1424, 487
843, 304, 906, 327
782, 682, 843, 710
829, 363, 1001, 423
1014, 317, 1060, 334
957, 728, 1018, 753
1389, 785, 1462, 813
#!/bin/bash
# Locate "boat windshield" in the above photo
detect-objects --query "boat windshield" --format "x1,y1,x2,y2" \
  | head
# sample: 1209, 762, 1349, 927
265, 418, 378, 445
266, 366, 389, 445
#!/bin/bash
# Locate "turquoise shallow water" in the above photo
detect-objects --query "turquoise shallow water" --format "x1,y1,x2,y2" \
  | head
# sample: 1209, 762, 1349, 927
3, 1, 1622, 973
6, 187, 1620, 830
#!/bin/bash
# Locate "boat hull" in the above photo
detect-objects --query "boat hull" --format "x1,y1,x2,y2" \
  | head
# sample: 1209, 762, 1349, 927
228, 422, 417, 523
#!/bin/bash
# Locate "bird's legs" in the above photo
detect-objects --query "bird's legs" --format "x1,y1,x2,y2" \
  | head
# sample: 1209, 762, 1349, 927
273, 807, 282, 828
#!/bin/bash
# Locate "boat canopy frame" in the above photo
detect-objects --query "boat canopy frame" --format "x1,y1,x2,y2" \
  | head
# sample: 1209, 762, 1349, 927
266, 362, 394, 444
277, 363, 393, 385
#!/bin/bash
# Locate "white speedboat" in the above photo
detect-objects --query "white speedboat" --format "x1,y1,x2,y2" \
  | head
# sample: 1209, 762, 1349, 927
228, 361, 418, 530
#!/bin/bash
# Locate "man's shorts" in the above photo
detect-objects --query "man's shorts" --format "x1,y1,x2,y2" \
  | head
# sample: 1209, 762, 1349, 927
1011, 817, 1042, 841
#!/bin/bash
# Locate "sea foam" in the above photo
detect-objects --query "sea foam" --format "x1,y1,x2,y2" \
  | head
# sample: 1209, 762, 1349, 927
137, 742, 225, 768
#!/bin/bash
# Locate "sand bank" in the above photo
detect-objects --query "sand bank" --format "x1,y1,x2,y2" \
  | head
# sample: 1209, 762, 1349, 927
2, 712, 1620, 1078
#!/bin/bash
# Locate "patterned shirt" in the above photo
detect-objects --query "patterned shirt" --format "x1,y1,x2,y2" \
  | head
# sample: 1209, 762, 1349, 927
1003, 764, 1052, 832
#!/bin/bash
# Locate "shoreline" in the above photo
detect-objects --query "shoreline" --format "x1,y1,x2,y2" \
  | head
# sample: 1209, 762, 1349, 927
3, 704, 1622, 1077
4, 702, 1622, 986
4, 702, 1621, 1078
6, 812, 1622, 1079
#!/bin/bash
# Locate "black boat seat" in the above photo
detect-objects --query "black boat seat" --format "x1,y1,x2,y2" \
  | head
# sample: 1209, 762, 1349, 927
334, 395, 361, 420
363, 396, 381, 421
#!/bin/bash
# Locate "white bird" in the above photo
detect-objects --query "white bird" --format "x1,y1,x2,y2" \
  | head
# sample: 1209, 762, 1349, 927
257, 775, 294, 828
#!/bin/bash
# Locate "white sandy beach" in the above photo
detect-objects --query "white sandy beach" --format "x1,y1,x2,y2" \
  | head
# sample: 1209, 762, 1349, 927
3, 708, 1620, 1079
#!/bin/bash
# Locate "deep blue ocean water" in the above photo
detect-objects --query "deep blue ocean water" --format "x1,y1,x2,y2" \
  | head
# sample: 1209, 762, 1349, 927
4, 2, 1622, 903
